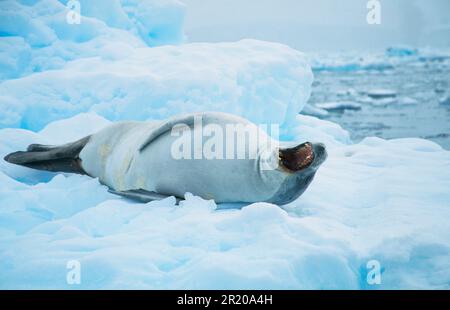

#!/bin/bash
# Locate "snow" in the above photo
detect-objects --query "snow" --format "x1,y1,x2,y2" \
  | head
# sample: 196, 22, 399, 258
1, 113, 450, 289
1, 0, 450, 290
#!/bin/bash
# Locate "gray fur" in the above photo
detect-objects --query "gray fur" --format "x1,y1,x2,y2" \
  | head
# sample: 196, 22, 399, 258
3, 113, 328, 205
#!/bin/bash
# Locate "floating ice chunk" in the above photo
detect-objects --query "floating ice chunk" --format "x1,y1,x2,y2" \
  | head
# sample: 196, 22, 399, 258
440, 96, 450, 106
367, 89, 397, 99
315, 101, 362, 111
435, 88, 446, 94
418, 48, 450, 62
385, 46, 418, 57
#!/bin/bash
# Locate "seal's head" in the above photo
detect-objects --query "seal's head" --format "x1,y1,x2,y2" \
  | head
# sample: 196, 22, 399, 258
267, 142, 327, 205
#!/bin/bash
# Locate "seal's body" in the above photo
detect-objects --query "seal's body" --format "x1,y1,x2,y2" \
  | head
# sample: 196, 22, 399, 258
5, 112, 327, 205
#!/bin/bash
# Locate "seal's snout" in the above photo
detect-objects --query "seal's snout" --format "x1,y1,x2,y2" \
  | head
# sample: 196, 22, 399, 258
279, 142, 327, 173
312, 142, 327, 167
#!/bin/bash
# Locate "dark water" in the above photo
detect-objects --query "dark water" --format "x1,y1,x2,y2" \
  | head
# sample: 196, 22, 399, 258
308, 57, 450, 149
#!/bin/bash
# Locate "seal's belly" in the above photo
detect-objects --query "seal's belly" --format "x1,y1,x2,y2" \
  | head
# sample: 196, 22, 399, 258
127, 133, 277, 203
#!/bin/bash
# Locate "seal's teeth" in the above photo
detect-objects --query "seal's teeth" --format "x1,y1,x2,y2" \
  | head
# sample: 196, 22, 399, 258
295, 143, 314, 170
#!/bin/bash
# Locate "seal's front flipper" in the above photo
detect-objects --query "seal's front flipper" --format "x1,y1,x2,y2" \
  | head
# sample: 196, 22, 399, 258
3, 136, 90, 174
108, 189, 181, 204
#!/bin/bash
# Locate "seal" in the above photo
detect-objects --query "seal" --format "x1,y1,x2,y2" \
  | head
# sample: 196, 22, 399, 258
4, 112, 327, 205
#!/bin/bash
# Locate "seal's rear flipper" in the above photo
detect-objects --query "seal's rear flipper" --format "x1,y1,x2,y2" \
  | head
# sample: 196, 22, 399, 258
3, 136, 90, 174
109, 189, 181, 204
26, 144, 58, 152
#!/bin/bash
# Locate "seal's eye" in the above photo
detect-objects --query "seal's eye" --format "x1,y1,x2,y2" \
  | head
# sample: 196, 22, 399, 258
279, 142, 314, 172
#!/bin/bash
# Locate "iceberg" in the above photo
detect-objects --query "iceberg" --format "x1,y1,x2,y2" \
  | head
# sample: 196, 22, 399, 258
0, 39, 312, 134
385, 46, 418, 57
418, 48, 450, 62
315, 101, 362, 111
440, 96, 450, 106
0, 0, 186, 80
364, 97, 397, 107
367, 89, 397, 99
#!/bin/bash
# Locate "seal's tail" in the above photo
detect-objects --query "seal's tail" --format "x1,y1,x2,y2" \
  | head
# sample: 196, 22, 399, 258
3, 136, 90, 175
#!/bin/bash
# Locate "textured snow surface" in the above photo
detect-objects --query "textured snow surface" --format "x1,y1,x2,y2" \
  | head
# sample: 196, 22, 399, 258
1, 113, 449, 289
1, 0, 450, 289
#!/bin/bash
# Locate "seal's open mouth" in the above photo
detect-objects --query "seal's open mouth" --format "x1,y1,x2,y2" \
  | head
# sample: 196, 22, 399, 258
279, 142, 315, 172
